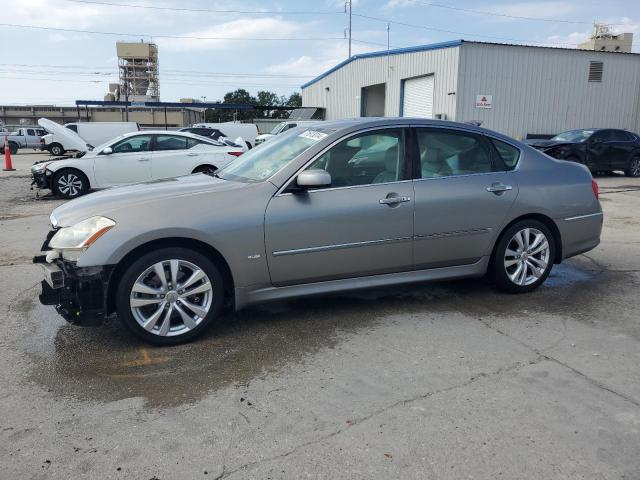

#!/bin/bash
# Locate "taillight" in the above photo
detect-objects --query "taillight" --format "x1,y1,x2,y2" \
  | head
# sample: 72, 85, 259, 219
229, 151, 243, 157
591, 179, 599, 200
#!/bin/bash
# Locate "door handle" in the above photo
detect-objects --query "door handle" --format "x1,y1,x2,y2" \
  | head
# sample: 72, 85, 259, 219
187, 152, 198, 157
379, 196, 411, 205
138, 157, 150, 162
486, 183, 512, 195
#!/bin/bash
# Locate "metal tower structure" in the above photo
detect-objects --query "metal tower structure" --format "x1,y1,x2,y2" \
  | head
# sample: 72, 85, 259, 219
116, 41, 160, 102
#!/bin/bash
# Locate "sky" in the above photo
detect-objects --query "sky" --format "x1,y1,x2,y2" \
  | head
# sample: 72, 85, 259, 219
0, 0, 638, 105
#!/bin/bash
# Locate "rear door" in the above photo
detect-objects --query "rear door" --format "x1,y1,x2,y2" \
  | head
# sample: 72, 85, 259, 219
412, 127, 518, 269
265, 127, 414, 286
150, 134, 221, 179
607, 130, 637, 171
93, 134, 152, 187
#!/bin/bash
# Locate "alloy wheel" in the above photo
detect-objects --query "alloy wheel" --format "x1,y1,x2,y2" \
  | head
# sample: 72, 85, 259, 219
504, 228, 550, 286
630, 158, 640, 177
130, 259, 213, 337
57, 173, 83, 197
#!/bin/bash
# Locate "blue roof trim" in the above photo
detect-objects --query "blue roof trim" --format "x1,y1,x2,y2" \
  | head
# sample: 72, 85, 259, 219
301, 39, 463, 89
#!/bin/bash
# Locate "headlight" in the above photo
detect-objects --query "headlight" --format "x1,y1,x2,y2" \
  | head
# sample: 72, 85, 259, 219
49, 216, 116, 250
31, 163, 49, 173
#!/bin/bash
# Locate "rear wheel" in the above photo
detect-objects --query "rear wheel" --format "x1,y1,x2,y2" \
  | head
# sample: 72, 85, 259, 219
52, 169, 89, 198
49, 143, 64, 156
192, 165, 217, 176
116, 247, 225, 345
625, 157, 640, 177
491, 220, 555, 293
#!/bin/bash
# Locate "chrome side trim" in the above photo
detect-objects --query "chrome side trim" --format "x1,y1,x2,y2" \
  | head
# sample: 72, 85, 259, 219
563, 212, 603, 222
272, 236, 412, 257
414, 227, 492, 240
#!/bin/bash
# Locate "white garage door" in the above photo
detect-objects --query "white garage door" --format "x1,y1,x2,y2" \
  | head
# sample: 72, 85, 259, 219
402, 75, 433, 118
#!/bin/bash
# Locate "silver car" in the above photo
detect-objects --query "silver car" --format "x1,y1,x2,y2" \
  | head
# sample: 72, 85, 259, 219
35, 118, 602, 345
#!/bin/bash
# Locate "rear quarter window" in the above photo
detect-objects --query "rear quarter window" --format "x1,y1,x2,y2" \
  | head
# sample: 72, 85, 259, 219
491, 138, 520, 170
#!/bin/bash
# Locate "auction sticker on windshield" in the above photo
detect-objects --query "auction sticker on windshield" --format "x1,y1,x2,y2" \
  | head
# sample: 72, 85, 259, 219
299, 130, 328, 141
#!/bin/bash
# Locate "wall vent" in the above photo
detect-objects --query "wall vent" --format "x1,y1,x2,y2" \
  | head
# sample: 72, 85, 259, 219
588, 61, 603, 82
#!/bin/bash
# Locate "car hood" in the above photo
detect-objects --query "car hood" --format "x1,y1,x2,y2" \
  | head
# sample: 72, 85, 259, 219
50, 174, 248, 227
38, 118, 91, 152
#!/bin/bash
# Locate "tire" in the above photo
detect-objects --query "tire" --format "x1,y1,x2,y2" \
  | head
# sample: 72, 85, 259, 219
192, 165, 217, 176
52, 169, 89, 198
49, 143, 65, 156
491, 219, 556, 293
625, 157, 640, 177
116, 247, 225, 345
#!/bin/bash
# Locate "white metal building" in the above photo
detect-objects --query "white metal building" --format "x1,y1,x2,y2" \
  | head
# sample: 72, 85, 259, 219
301, 40, 640, 139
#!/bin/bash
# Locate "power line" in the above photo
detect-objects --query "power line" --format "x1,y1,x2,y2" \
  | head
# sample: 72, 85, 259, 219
0, 23, 347, 42
63, 0, 343, 15
0, 63, 316, 78
409, 0, 623, 26
352, 13, 582, 46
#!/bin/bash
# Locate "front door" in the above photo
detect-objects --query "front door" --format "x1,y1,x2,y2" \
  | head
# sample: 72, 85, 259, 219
412, 128, 518, 269
93, 134, 152, 187
265, 128, 414, 286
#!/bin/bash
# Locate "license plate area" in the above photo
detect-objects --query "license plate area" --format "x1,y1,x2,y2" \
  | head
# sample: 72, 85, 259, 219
42, 263, 65, 289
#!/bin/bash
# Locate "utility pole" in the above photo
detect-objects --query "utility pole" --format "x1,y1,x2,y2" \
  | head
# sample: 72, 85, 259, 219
387, 23, 390, 75
346, 0, 352, 58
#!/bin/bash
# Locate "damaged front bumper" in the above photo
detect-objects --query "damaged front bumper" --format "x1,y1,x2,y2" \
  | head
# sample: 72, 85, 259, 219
34, 254, 113, 326
31, 170, 52, 190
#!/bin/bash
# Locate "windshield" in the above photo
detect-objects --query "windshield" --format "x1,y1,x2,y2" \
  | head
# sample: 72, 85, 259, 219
218, 128, 334, 183
270, 122, 287, 135
551, 129, 594, 143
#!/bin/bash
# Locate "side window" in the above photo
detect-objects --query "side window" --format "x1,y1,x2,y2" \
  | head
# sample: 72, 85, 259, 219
37, 129, 46, 136
155, 135, 188, 151
111, 135, 152, 153
27, 129, 35, 136
491, 138, 520, 170
591, 130, 611, 143
66, 125, 78, 133
306, 129, 404, 187
186, 137, 202, 149
416, 129, 493, 178
609, 130, 632, 142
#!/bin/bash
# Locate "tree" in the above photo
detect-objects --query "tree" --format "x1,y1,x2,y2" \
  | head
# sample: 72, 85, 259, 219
202, 89, 302, 122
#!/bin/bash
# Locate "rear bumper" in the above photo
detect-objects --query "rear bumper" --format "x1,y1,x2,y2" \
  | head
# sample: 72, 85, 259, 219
558, 212, 603, 261
35, 257, 113, 326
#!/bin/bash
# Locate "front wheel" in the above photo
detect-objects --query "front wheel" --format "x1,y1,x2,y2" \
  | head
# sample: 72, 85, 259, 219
491, 220, 556, 293
116, 248, 225, 345
52, 169, 89, 198
625, 157, 640, 177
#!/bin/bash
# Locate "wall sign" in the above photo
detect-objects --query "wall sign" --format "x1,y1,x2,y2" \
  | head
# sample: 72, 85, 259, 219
475, 95, 493, 109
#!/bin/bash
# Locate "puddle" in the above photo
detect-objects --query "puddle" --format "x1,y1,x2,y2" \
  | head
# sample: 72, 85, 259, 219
23, 257, 625, 409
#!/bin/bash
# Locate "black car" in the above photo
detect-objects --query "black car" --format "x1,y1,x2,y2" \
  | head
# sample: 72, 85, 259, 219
527, 128, 640, 177
179, 126, 225, 140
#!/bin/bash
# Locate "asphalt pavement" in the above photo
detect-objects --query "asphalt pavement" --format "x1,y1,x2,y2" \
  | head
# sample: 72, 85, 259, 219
1, 152, 639, 479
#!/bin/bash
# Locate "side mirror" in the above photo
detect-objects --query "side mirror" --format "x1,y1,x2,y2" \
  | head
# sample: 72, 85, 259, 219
102, 147, 113, 155
296, 169, 332, 189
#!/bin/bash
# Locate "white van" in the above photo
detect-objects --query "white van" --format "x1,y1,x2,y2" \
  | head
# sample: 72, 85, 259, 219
192, 123, 258, 148
41, 121, 139, 156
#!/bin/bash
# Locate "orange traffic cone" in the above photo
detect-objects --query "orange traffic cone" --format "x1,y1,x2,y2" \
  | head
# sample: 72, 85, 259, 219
3, 134, 15, 171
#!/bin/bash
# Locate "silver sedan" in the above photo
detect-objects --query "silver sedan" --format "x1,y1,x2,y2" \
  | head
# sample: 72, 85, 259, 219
36, 118, 602, 345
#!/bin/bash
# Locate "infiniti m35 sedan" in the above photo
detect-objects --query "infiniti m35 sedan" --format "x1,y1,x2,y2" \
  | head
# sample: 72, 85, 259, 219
35, 118, 602, 345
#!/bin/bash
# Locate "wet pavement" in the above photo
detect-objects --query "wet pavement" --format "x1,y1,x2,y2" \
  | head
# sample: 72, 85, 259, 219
1, 157, 640, 479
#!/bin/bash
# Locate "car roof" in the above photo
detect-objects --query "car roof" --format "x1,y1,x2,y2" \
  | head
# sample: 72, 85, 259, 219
121, 130, 217, 141
315, 117, 519, 144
